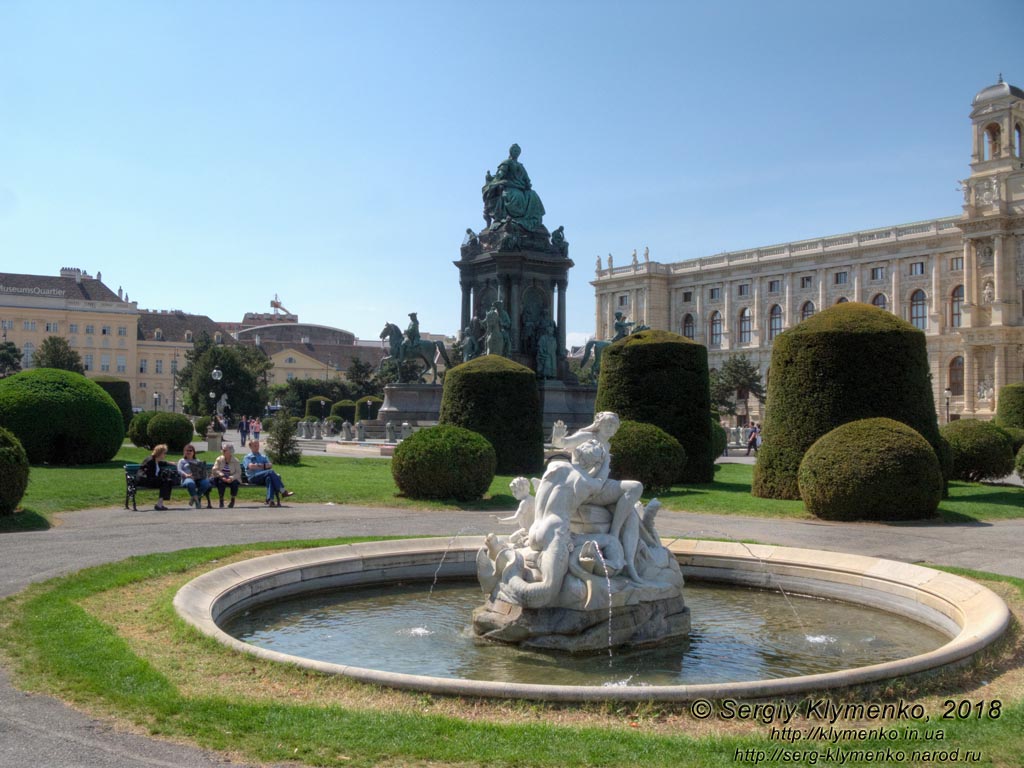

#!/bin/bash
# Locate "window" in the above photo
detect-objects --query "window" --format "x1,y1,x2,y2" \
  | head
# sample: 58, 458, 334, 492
23, 320, 36, 331
950, 256, 963, 271
154, 329, 163, 340
910, 261, 925, 276
0, 320, 12, 331
116, 355, 126, 373
910, 289, 928, 330
21, 342, 34, 368
155, 360, 163, 374
768, 305, 783, 340
682, 313, 695, 340
800, 276, 813, 289
709, 312, 722, 347
738, 308, 752, 343
100, 354, 111, 372
185, 330, 193, 342
738, 284, 750, 297
768, 279, 781, 293
709, 287, 721, 301
117, 326, 127, 337
85, 325, 95, 335
872, 293, 887, 310
84, 354, 93, 371
950, 285, 964, 328
836, 297, 848, 304
170, 358, 177, 374
286, 372, 295, 381
834, 271, 848, 285
871, 267, 885, 281
617, 295, 629, 307
801, 301, 815, 320
682, 291, 693, 303
101, 325, 111, 335
68, 323, 78, 333
45, 321, 59, 333
285, 356, 296, 364
948, 356, 964, 396
139, 382, 146, 389
139, 359, 148, 374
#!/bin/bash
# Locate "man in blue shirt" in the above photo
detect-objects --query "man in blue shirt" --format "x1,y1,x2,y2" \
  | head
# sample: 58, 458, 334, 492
242, 439, 295, 506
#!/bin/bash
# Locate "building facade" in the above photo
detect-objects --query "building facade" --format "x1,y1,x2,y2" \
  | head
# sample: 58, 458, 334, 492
593, 79, 1024, 423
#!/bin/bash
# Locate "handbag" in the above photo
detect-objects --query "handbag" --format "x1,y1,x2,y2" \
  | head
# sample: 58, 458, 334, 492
188, 460, 208, 481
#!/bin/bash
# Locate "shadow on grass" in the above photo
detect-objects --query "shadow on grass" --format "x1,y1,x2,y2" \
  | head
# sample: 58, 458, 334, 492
0, 508, 50, 533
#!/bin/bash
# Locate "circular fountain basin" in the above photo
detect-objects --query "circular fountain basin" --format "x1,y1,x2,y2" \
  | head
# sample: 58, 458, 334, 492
174, 537, 1010, 701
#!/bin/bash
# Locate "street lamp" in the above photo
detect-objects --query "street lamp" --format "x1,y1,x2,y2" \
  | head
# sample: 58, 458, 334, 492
153, 392, 159, 411
944, 387, 952, 424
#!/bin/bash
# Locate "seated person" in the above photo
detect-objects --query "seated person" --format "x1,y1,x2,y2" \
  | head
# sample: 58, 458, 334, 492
211, 443, 243, 508
242, 439, 295, 507
137, 443, 174, 511
177, 443, 213, 509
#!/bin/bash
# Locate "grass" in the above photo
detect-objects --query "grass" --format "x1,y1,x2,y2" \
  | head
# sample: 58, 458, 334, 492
0, 540, 1021, 768
3, 448, 1022, 533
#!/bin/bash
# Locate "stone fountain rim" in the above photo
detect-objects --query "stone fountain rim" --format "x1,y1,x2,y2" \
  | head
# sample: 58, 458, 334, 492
173, 536, 1011, 702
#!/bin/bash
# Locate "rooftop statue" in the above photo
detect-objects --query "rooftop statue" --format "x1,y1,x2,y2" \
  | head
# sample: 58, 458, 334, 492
482, 144, 546, 232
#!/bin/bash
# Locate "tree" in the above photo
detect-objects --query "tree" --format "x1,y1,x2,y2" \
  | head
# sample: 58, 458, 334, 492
0, 341, 21, 378
175, 333, 270, 418
268, 377, 356, 417
33, 336, 84, 374
710, 354, 764, 418
346, 357, 380, 398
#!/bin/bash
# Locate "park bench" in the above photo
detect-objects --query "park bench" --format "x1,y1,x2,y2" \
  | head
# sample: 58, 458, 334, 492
124, 463, 281, 510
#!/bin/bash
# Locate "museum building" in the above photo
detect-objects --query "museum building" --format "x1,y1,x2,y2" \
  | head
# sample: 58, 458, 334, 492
593, 78, 1024, 423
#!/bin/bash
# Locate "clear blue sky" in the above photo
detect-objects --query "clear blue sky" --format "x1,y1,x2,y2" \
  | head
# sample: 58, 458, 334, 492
2, 1, 1021, 347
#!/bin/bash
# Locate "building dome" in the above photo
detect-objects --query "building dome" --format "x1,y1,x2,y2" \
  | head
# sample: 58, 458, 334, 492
972, 76, 1024, 106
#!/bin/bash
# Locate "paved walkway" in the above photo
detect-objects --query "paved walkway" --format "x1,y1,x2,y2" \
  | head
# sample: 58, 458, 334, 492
1, 475, 1022, 767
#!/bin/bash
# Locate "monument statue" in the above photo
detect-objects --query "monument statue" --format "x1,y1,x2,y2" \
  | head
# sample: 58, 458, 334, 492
551, 225, 569, 257
482, 143, 546, 232
483, 300, 512, 357
582, 311, 651, 375
378, 317, 452, 384
535, 320, 558, 379
473, 412, 688, 651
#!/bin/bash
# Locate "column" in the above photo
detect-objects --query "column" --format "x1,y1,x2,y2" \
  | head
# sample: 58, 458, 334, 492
853, 265, 861, 302
930, 254, 942, 332
964, 347, 976, 415
994, 345, 1006, 405
722, 281, 732, 350
784, 274, 792, 327
752, 278, 761, 345
556, 279, 567, 357
461, 283, 472, 331
890, 262, 901, 319
695, 285, 704, 343
817, 268, 826, 310
509, 281, 520, 352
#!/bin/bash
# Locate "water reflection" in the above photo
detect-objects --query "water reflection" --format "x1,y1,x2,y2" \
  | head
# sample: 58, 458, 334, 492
224, 581, 947, 687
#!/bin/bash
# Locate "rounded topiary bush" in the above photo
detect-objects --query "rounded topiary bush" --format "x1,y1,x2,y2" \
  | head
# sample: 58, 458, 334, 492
753, 303, 944, 500
440, 355, 543, 474
0, 427, 30, 515
608, 420, 686, 494
146, 412, 195, 452
996, 382, 1024, 429
128, 411, 158, 449
331, 399, 357, 422
0, 369, 124, 464
355, 396, 383, 422
92, 376, 134, 431
194, 416, 212, 436
797, 418, 942, 521
391, 425, 496, 501
940, 419, 1015, 482
595, 330, 713, 482
995, 426, 1024, 457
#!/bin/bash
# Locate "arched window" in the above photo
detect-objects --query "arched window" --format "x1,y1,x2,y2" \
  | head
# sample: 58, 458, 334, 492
801, 301, 815, 321
709, 311, 722, 348
768, 305, 782, 340
738, 308, 752, 343
682, 313, 695, 340
871, 293, 887, 310
948, 356, 964, 396
910, 289, 928, 330
984, 123, 1001, 160
950, 285, 964, 328
1016, 123, 1023, 157
836, 296, 848, 304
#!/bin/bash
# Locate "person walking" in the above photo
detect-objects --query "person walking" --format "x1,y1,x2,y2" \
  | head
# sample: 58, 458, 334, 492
745, 423, 760, 456
251, 417, 262, 441
242, 439, 294, 507
238, 415, 249, 447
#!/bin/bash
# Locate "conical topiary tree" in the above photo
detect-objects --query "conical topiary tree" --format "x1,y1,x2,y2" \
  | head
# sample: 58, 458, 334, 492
594, 329, 713, 483
753, 302, 944, 500
439, 355, 543, 474
996, 382, 1024, 430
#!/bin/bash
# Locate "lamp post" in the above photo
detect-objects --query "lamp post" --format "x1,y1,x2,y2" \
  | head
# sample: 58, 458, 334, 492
944, 387, 952, 424
153, 392, 159, 412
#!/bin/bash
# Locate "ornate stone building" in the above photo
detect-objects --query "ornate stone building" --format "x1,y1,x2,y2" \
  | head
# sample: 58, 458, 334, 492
593, 79, 1024, 423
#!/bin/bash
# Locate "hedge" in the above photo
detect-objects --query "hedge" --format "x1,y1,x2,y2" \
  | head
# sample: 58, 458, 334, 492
940, 419, 1015, 482
391, 425, 496, 501
608, 420, 686, 494
355, 396, 383, 423
146, 412, 195, 453
594, 329, 713, 482
331, 399, 357, 422
996, 382, 1024, 430
305, 396, 332, 419
128, 411, 159, 449
0, 427, 29, 515
92, 376, 134, 431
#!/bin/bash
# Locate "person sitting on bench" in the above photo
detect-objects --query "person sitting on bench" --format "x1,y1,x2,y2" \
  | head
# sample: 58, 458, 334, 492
138, 444, 174, 511
212, 443, 242, 508
177, 443, 213, 509
242, 439, 295, 507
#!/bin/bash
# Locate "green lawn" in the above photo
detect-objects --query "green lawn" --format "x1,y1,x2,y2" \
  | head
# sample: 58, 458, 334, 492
6, 447, 1022, 533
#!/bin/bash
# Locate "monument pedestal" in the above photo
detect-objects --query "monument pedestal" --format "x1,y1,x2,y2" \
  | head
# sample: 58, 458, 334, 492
378, 384, 444, 424
539, 380, 596, 434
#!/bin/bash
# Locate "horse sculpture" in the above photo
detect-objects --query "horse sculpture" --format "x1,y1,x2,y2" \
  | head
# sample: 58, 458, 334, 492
580, 338, 610, 375
378, 322, 452, 384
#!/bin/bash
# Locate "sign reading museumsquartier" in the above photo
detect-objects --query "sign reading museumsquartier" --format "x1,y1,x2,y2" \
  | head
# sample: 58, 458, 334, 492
0, 285, 66, 297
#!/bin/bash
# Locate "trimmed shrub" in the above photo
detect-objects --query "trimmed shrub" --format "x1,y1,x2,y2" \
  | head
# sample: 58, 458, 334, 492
92, 376, 134, 431
0, 427, 30, 515
608, 420, 686, 494
305, 396, 332, 419
439, 355, 543, 474
146, 412, 195, 452
355, 396, 383, 422
331, 399, 357, 422
391, 425, 496, 502
996, 382, 1024, 430
753, 303, 944, 500
194, 416, 212, 436
940, 419, 1015, 482
595, 330, 713, 482
711, 417, 728, 458
996, 426, 1024, 456
1016, 444, 1024, 479
128, 411, 158, 449
326, 415, 343, 432
0, 369, 124, 464
267, 412, 302, 466
798, 418, 942, 521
